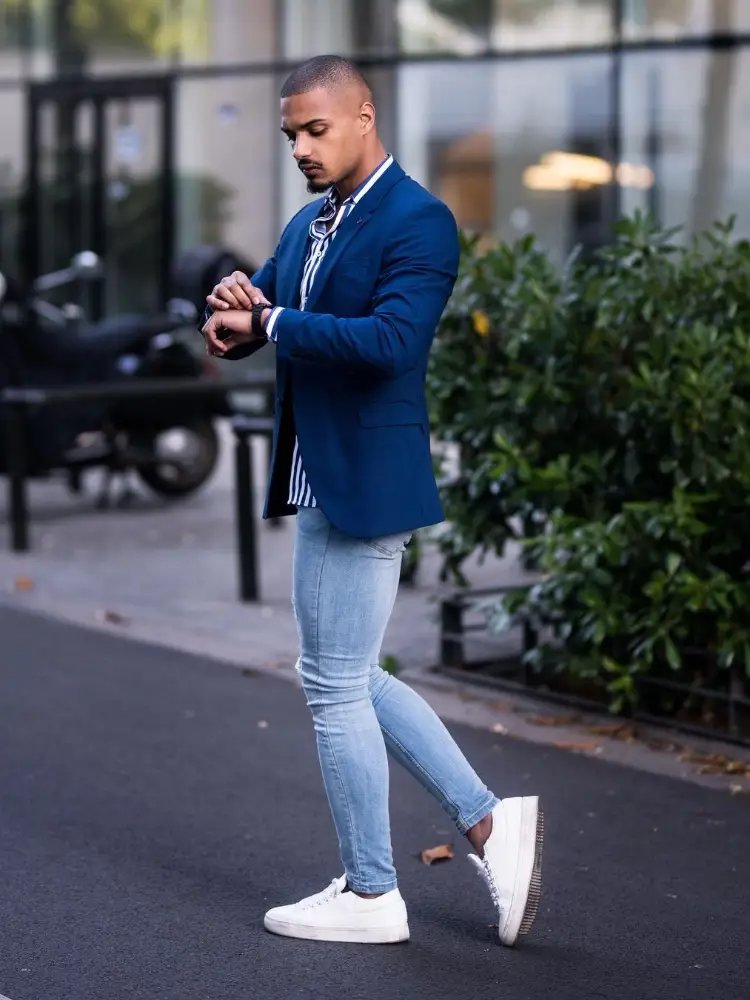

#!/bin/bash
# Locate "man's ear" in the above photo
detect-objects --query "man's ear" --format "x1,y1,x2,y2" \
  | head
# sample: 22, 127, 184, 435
360, 101, 376, 136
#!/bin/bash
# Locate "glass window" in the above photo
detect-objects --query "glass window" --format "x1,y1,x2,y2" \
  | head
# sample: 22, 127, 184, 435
175, 76, 277, 268
0, 87, 25, 283
14, 0, 175, 79
622, 0, 750, 39
397, 0, 492, 53
492, 0, 613, 49
13, 0, 275, 78
0, 2, 25, 47
178, 0, 277, 67
282, 0, 396, 58
620, 47, 750, 240
396, 56, 617, 263
397, 1, 612, 54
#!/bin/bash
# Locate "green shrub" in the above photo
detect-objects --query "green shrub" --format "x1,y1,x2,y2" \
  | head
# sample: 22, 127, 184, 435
428, 214, 750, 711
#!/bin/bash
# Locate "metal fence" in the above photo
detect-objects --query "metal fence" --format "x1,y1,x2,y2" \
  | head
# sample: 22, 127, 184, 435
440, 585, 750, 748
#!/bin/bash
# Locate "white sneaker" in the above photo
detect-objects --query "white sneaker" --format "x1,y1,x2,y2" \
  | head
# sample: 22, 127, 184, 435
263, 875, 410, 944
468, 796, 544, 947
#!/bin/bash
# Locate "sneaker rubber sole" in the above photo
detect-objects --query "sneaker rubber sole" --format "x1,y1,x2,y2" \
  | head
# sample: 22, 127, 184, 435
500, 796, 544, 946
263, 914, 410, 944
519, 801, 544, 937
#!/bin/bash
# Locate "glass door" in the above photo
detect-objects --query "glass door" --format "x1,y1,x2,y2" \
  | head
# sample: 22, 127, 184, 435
25, 76, 174, 319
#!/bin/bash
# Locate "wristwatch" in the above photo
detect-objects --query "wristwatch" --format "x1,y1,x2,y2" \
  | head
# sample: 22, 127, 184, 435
251, 301, 272, 337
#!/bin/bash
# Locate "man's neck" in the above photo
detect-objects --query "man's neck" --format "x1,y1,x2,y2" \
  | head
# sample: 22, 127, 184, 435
335, 145, 388, 199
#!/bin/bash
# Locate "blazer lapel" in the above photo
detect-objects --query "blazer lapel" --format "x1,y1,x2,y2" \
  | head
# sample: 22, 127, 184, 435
302, 205, 373, 313
303, 161, 406, 313
277, 204, 316, 307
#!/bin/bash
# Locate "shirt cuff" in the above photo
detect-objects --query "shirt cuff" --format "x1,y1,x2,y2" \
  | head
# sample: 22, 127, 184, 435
265, 306, 284, 342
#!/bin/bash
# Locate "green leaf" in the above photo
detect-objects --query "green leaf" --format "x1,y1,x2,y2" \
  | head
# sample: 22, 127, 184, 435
664, 637, 681, 671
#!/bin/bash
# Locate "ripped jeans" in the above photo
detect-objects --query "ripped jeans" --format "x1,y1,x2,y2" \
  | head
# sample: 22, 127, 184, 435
292, 507, 498, 894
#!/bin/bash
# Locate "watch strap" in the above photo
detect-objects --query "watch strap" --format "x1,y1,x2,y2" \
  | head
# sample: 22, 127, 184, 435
251, 301, 271, 337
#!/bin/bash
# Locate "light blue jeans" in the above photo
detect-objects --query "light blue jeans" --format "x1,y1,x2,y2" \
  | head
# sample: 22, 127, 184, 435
292, 507, 498, 894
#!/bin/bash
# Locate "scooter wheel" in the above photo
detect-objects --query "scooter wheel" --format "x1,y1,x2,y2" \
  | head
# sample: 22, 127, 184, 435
135, 418, 219, 498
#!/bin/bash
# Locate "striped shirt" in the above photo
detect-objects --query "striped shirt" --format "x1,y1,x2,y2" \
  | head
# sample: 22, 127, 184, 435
265, 154, 394, 508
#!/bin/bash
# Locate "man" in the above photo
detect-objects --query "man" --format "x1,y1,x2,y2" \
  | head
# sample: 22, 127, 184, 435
201, 55, 543, 947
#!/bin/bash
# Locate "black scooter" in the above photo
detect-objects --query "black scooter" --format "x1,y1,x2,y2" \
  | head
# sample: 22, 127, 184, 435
0, 250, 230, 504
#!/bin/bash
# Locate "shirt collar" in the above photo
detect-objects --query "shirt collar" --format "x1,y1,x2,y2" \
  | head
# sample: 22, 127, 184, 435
316, 154, 394, 226
344, 154, 394, 205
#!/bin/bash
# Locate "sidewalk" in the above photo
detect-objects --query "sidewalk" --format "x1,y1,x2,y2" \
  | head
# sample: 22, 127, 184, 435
2, 421, 749, 793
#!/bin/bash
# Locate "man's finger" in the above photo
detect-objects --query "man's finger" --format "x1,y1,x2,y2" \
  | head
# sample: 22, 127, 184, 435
222, 275, 252, 309
207, 292, 231, 310
230, 272, 271, 308
213, 281, 244, 309
201, 315, 227, 354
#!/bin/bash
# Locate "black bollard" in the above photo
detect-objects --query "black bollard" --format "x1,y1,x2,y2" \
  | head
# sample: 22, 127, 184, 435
233, 421, 258, 602
4, 402, 30, 552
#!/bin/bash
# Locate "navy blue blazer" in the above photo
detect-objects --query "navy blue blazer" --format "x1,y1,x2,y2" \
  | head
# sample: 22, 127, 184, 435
210, 161, 459, 538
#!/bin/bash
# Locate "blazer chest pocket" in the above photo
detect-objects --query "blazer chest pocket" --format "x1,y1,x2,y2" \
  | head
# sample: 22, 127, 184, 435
358, 400, 423, 427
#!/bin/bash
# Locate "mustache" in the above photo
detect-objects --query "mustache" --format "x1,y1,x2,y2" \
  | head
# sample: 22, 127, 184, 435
298, 161, 323, 171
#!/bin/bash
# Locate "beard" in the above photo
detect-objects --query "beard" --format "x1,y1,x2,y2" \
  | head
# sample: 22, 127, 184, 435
307, 177, 333, 194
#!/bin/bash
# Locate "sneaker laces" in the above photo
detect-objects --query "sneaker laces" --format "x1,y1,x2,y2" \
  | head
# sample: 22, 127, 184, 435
298, 878, 343, 911
468, 853, 502, 912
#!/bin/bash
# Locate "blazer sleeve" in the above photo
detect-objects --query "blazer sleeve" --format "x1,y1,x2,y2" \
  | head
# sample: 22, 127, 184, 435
196, 255, 277, 362
270, 201, 459, 377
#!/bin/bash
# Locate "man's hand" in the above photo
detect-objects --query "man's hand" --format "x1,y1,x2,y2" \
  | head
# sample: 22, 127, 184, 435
207, 270, 268, 311
202, 307, 269, 356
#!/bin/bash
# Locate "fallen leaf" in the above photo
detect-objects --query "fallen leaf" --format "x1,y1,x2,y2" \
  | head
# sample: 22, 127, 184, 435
488, 699, 513, 712
584, 722, 637, 741
527, 713, 578, 727
679, 752, 750, 776
257, 720, 269, 729
679, 751, 720, 765
725, 760, 750, 775
491, 722, 509, 735
641, 736, 681, 754
552, 740, 602, 755
420, 843, 454, 865
95, 609, 130, 626
14, 576, 34, 592
730, 784, 748, 795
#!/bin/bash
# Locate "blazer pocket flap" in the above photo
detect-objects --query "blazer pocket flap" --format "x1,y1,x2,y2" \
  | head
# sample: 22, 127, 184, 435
358, 401, 422, 427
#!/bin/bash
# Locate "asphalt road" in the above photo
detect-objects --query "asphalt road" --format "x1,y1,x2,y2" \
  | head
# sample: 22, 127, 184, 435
1, 605, 748, 1000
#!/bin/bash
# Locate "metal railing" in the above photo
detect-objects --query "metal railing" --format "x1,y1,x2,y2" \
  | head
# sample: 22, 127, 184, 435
440, 586, 750, 747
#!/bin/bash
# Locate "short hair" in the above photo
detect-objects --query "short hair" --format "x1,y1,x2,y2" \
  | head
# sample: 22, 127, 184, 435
280, 55, 371, 99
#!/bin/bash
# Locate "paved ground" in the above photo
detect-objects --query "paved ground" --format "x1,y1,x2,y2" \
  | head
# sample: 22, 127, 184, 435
0, 423, 527, 674
3, 423, 750, 793
1, 605, 748, 1000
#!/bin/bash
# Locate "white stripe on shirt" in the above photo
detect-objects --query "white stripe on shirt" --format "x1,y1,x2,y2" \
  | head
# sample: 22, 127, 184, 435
268, 154, 394, 508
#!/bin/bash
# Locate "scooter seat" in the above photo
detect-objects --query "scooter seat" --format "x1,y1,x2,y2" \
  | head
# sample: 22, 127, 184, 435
78, 313, 185, 354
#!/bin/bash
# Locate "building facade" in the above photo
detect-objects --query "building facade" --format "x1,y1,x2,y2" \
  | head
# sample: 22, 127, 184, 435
0, 1, 748, 316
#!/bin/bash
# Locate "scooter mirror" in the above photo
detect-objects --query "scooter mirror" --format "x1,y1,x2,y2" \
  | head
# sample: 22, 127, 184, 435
0, 271, 6, 303
70, 250, 103, 278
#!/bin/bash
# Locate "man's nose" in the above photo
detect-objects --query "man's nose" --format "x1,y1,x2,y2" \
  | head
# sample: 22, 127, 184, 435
293, 137, 312, 161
